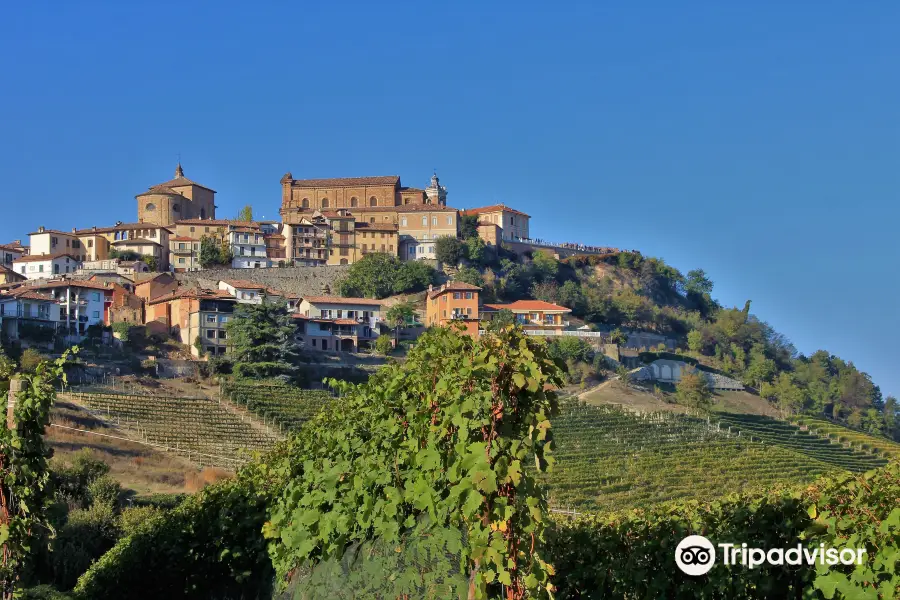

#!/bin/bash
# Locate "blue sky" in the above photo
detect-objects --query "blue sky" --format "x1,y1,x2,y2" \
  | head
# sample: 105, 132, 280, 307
1, 2, 897, 397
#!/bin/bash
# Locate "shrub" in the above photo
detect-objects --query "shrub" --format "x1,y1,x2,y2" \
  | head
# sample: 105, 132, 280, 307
20, 348, 45, 373
433, 235, 464, 266
110, 322, 131, 342
118, 506, 164, 536
52, 450, 110, 508
374, 334, 393, 355
87, 476, 122, 509
52, 503, 120, 590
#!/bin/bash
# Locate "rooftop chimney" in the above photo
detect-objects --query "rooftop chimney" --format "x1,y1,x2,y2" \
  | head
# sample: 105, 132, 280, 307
38, 226, 45, 233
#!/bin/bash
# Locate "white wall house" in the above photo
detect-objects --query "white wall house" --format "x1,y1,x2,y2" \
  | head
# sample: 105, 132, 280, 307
294, 296, 382, 353
0, 243, 23, 266
229, 228, 270, 269
32, 281, 112, 338
28, 227, 86, 260
217, 279, 267, 304
0, 288, 61, 342
13, 253, 82, 280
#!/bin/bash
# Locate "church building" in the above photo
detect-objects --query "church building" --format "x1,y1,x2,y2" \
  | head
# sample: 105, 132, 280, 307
136, 164, 217, 226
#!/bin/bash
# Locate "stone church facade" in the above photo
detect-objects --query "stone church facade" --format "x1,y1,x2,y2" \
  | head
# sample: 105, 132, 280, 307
136, 164, 217, 226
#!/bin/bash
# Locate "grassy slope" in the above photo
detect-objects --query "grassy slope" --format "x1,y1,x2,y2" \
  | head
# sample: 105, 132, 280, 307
48, 400, 201, 496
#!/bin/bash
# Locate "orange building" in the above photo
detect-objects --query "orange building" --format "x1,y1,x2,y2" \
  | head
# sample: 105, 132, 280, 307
481, 300, 571, 333
426, 282, 481, 337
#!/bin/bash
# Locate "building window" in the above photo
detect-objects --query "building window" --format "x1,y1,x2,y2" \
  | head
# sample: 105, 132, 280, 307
178, 258, 185, 264
173, 204, 180, 212
190, 227, 195, 232
454, 292, 461, 299
302, 198, 309, 209
92, 311, 100, 318
93, 293, 100, 301
311, 339, 316, 347
432, 217, 437, 226
350, 197, 358, 207
219, 330, 227, 340
447, 216, 453, 225
145, 203, 156, 211
369, 196, 377, 207
321, 198, 329, 208
87, 239, 93, 248
206, 314, 216, 323
206, 330, 216, 339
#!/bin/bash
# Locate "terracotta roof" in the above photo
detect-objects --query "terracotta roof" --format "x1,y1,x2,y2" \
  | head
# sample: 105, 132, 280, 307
399, 187, 425, 193
461, 204, 530, 218
133, 272, 173, 286
0, 243, 22, 253
0, 264, 25, 279
13, 252, 80, 263
264, 234, 285, 240
264, 287, 300, 299
173, 219, 231, 226
137, 166, 216, 196
428, 281, 481, 299
112, 238, 162, 247
31, 280, 112, 292
332, 318, 359, 325
148, 288, 234, 305
483, 300, 571, 313
287, 175, 400, 188
170, 236, 196, 242
73, 223, 172, 235
1, 288, 55, 301
301, 296, 382, 306
27, 229, 78, 237
355, 222, 399, 232
220, 279, 267, 290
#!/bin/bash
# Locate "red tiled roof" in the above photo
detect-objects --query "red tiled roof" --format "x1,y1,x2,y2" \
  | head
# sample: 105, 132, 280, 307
1, 288, 55, 301
27, 228, 79, 237
483, 300, 571, 313
73, 223, 173, 235
148, 288, 234, 305
0, 264, 24, 279
31, 280, 112, 292
220, 279, 267, 290
170, 236, 195, 242
137, 170, 216, 196
461, 204, 530, 218
428, 281, 481, 299
355, 222, 399, 232
13, 252, 80, 263
287, 175, 400, 188
332, 318, 359, 325
173, 219, 231, 226
301, 296, 382, 306
0, 243, 23, 253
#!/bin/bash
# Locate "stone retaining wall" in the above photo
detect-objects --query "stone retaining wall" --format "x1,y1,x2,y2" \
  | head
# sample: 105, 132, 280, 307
174, 265, 351, 296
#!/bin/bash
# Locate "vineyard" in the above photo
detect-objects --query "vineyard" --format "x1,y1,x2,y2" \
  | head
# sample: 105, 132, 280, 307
789, 415, 900, 458
59, 391, 280, 469
220, 381, 334, 431
540, 399, 888, 511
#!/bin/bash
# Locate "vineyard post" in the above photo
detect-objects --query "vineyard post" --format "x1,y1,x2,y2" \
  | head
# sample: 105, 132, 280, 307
6, 378, 22, 430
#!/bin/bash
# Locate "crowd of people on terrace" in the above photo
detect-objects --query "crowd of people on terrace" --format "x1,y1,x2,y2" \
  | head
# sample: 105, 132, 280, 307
505, 235, 621, 255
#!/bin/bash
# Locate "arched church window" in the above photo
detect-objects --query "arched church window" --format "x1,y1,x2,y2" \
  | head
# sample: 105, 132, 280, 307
350, 197, 358, 208
369, 196, 377, 207
302, 198, 309, 209
321, 198, 329, 208
145, 203, 156, 211
370, 217, 375, 223
172, 204, 180, 212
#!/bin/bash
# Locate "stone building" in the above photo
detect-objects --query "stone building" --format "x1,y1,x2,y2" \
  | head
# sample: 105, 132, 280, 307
280, 173, 447, 212
136, 164, 216, 226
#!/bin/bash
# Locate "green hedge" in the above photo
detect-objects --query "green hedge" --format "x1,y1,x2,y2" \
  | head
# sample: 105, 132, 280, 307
546, 461, 900, 599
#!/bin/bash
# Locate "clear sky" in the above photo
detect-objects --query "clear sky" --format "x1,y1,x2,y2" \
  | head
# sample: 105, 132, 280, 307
1, 2, 897, 396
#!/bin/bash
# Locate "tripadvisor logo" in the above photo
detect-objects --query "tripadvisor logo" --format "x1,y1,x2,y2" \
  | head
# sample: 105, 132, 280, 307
675, 535, 867, 576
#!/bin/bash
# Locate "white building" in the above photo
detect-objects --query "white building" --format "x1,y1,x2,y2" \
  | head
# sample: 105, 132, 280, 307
13, 253, 82, 280
0, 243, 24, 266
32, 280, 112, 338
228, 226, 270, 269
28, 227, 87, 260
0, 288, 61, 342
217, 279, 267, 304
294, 296, 382, 353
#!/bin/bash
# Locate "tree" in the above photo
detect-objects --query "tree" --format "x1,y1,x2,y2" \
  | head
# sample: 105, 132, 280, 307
608, 328, 627, 346
684, 269, 713, 296
237, 205, 253, 222
338, 254, 435, 298
744, 344, 776, 389
455, 266, 483, 287
1, 349, 77, 598
434, 236, 464, 266
225, 301, 300, 378
373, 334, 393, 355
549, 336, 593, 364
140, 255, 158, 272
484, 308, 516, 333
464, 235, 486, 265
760, 372, 805, 415
883, 396, 898, 440
459, 215, 480, 240
557, 280, 584, 313
530, 250, 558, 282
530, 281, 559, 304
199, 235, 230, 269
266, 326, 563, 599
675, 369, 713, 410
687, 330, 704, 353
385, 301, 417, 343
616, 365, 632, 387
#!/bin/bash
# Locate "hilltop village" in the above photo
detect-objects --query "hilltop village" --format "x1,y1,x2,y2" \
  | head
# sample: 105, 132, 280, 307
0, 164, 623, 357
